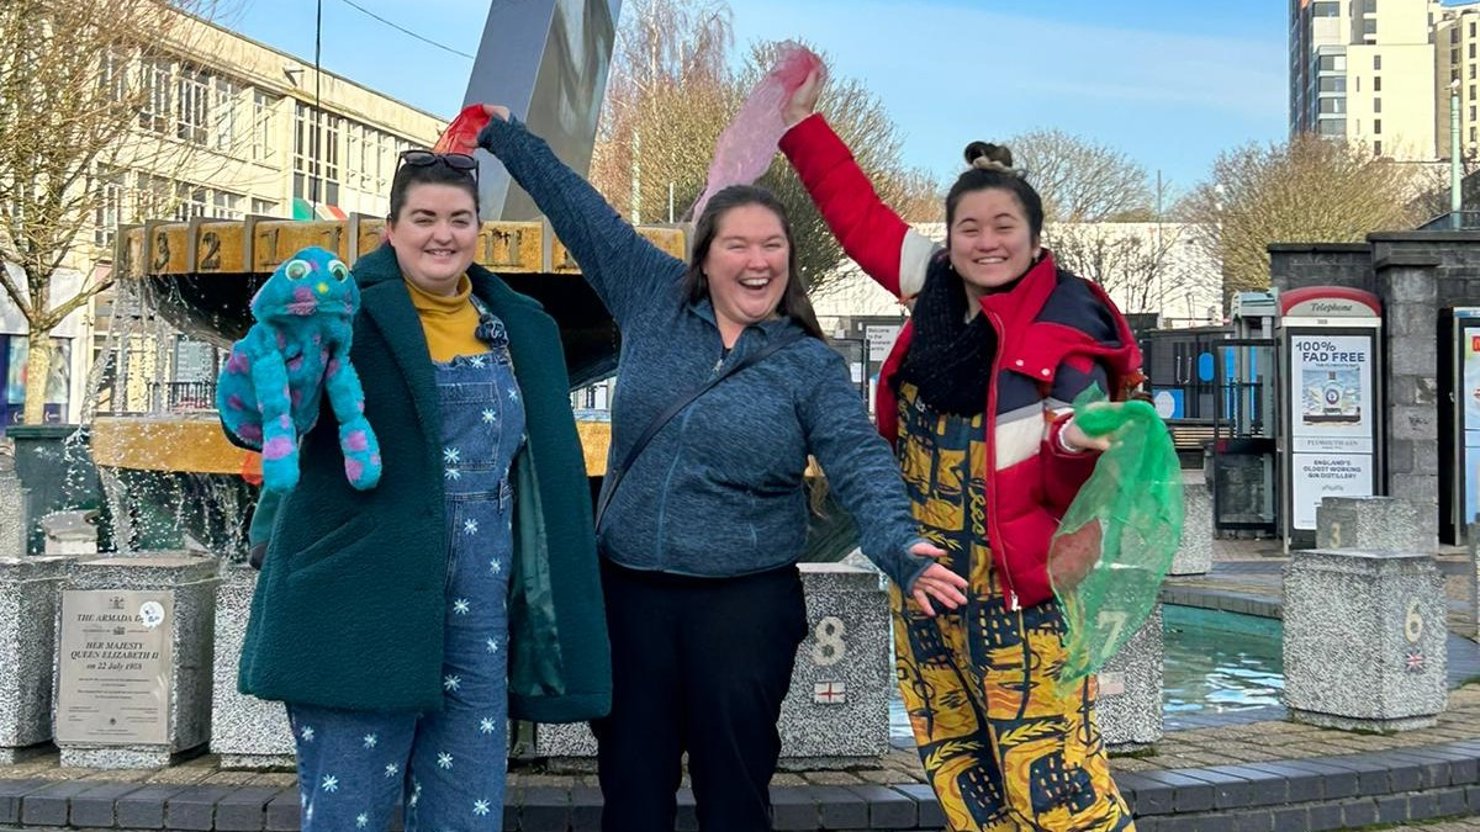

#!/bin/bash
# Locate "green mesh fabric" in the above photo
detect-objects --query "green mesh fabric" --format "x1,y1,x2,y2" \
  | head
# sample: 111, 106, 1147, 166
1049, 388, 1184, 693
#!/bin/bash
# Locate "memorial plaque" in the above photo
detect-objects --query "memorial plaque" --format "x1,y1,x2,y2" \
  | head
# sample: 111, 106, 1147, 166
55, 590, 173, 745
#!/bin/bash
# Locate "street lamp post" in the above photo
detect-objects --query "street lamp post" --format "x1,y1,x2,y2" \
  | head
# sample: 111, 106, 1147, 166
1453, 78, 1463, 229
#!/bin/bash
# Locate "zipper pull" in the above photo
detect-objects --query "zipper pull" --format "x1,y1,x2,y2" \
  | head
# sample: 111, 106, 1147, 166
1008, 591, 1021, 611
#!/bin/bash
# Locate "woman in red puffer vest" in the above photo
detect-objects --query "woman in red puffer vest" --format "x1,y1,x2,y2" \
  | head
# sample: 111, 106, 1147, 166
779, 72, 1143, 832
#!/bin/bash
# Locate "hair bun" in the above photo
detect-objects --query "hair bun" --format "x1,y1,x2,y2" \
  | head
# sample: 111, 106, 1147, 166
964, 141, 1014, 169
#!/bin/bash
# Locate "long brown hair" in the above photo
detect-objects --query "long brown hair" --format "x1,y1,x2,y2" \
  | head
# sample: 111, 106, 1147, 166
679, 185, 825, 340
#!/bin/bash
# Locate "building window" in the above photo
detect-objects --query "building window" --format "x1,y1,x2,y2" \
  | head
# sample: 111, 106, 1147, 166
134, 173, 173, 220
293, 102, 342, 206
1374, 141, 1382, 156
251, 92, 278, 162
1472, 105, 1477, 121
175, 65, 210, 145
173, 183, 208, 221
1319, 76, 1346, 92
139, 59, 171, 134
1373, 119, 1382, 135
210, 191, 242, 220
1473, 43, 1478, 60
250, 198, 280, 217
1317, 119, 1346, 136
1362, 18, 1376, 36
1319, 97, 1347, 114
99, 50, 129, 103
1373, 98, 1381, 114
93, 169, 126, 248
1472, 21, 1477, 38
1472, 64, 1477, 80
1472, 126, 1478, 144
1374, 76, 1382, 92
1312, 1, 1338, 16
1317, 54, 1346, 72
1374, 55, 1382, 71
212, 77, 239, 152
1363, 0, 1376, 13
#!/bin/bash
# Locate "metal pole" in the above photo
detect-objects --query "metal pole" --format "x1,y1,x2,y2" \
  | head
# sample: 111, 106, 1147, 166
314, 0, 323, 213
1453, 80, 1463, 229
630, 129, 641, 224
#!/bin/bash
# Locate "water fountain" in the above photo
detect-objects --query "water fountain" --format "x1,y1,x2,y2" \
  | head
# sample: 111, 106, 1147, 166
86, 215, 685, 558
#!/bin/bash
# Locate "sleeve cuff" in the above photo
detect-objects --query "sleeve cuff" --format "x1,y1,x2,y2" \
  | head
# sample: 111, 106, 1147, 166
1055, 416, 1087, 455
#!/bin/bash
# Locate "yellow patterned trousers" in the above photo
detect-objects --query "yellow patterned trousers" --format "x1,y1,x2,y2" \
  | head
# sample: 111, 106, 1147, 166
891, 557, 1135, 831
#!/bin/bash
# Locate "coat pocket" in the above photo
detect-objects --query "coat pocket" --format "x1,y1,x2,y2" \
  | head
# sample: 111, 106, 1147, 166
285, 517, 377, 581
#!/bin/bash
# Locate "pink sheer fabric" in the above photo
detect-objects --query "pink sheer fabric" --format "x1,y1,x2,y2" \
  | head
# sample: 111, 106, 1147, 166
690, 43, 826, 219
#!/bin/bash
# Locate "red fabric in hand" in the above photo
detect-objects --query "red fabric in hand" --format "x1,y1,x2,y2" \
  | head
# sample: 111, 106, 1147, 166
435, 104, 491, 155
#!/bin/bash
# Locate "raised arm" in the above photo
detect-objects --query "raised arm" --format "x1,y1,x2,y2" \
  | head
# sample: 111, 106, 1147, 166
476, 109, 681, 327
778, 76, 936, 299
798, 348, 968, 613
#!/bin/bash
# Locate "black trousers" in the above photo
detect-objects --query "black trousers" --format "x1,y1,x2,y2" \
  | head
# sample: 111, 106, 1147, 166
593, 559, 807, 832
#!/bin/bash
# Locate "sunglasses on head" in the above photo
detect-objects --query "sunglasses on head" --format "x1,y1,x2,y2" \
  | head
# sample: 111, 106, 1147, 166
397, 150, 479, 182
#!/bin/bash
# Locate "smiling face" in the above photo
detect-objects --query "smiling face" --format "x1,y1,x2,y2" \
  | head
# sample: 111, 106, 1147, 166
385, 182, 478, 296
701, 203, 790, 343
947, 187, 1041, 299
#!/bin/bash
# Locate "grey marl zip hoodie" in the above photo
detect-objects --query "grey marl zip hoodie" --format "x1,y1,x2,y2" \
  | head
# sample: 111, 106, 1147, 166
478, 116, 932, 592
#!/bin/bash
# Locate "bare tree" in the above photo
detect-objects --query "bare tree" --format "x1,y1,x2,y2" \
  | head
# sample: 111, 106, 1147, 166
0, 0, 228, 423
589, 4, 933, 293
589, 0, 735, 224
1004, 128, 1153, 222
1047, 222, 1192, 315
1179, 134, 1426, 303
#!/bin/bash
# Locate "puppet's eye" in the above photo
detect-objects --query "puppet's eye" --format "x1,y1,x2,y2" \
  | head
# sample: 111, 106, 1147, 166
284, 259, 310, 280
327, 260, 349, 281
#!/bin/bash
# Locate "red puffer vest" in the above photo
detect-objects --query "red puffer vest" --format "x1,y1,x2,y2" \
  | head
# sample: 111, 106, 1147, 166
780, 114, 1143, 608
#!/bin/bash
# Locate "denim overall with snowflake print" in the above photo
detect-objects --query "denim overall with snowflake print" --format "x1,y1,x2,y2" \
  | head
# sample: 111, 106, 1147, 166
287, 299, 525, 832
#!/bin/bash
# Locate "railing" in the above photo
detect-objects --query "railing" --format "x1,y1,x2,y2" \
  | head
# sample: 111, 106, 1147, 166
97, 380, 218, 415
154, 381, 216, 412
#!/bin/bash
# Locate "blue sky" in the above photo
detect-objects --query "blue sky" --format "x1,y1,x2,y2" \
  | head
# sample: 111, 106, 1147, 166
212, 0, 1289, 198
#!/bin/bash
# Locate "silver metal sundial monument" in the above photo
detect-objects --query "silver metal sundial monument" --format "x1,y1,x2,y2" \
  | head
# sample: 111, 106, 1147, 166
463, 0, 623, 221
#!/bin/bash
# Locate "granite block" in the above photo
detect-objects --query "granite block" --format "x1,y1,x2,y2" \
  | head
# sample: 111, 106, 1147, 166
212, 565, 294, 768
1283, 549, 1447, 730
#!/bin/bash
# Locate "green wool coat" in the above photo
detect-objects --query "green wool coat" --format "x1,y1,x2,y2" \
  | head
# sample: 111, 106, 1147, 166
236, 243, 611, 722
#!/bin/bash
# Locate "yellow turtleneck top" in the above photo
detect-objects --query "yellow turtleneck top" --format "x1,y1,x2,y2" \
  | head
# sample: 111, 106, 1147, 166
404, 275, 485, 362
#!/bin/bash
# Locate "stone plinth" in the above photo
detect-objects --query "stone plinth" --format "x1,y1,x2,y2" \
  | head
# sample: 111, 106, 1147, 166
0, 557, 69, 762
537, 561, 892, 766
211, 565, 293, 768
1471, 524, 1480, 640
0, 463, 29, 559
1097, 605, 1164, 751
1283, 550, 1446, 731
1168, 473, 1211, 576
1315, 497, 1425, 553
55, 554, 220, 768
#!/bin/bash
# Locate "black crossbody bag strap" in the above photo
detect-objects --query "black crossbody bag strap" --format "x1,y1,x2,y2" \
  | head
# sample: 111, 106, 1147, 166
594, 332, 805, 532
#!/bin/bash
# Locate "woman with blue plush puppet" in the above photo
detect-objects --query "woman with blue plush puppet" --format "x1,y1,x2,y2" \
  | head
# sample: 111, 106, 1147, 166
218, 149, 609, 831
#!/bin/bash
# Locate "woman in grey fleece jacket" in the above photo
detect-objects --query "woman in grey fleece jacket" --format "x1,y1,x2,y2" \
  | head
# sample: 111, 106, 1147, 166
476, 107, 967, 832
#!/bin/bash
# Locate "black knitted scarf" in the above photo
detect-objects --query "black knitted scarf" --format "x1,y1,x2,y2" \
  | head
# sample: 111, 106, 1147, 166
895, 264, 998, 417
